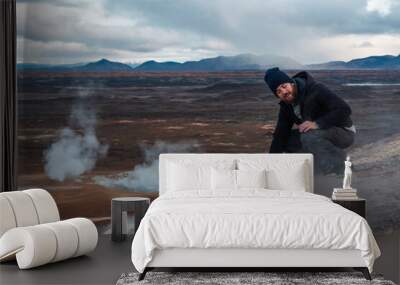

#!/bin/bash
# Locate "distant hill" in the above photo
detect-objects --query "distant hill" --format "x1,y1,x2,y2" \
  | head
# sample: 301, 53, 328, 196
17, 62, 87, 71
17, 59, 132, 72
308, 54, 400, 69
134, 53, 304, 71
76, 59, 133, 72
136, 60, 183, 71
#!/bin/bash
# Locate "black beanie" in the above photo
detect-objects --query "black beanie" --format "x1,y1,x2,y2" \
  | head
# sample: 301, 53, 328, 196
264, 67, 293, 96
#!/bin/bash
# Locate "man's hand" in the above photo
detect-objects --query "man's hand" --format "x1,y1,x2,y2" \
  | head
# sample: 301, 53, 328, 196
299, 121, 318, 133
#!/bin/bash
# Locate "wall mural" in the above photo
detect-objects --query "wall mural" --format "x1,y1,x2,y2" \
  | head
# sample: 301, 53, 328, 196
16, 1, 400, 239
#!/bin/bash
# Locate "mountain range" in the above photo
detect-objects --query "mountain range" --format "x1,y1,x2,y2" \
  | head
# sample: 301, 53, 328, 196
134, 53, 303, 71
308, 54, 400, 70
17, 54, 400, 72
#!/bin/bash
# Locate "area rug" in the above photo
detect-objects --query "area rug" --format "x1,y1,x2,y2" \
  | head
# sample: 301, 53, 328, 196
116, 271, 396, 285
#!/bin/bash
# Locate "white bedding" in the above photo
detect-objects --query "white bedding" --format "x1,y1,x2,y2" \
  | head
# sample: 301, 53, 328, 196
131, 190, 380, 273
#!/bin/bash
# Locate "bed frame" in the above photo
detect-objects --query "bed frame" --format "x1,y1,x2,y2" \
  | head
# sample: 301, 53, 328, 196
140, 248, 370, 280
138, 153, 371, 280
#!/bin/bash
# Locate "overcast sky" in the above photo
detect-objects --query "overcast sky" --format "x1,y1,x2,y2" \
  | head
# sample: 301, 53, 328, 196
16, 0, 400, 65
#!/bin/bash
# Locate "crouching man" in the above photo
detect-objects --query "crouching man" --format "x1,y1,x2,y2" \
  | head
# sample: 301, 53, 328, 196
264, 67, 355, 174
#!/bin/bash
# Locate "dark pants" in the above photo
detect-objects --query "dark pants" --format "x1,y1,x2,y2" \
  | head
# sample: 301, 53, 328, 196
285, 127, 355, 174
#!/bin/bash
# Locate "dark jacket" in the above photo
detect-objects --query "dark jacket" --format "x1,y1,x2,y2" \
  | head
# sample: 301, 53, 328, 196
269, 71, 353, 153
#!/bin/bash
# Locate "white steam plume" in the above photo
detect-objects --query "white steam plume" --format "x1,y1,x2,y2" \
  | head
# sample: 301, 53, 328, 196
44, 100, 108, 181
94, 140, 201, 192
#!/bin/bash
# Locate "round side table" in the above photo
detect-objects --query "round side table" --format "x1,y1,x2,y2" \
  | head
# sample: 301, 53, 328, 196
111, 197, 150, 242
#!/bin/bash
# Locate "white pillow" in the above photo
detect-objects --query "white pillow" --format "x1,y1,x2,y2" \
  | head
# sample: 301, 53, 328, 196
236, 169, 267, 189
211, 168, 237, 191
211, 168, 268, 191
238, 159, 307, 191
267, 162, 306, 191
167, 162, 211, 192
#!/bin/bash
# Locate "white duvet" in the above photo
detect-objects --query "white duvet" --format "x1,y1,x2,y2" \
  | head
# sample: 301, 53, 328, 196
131, 190, 380, 273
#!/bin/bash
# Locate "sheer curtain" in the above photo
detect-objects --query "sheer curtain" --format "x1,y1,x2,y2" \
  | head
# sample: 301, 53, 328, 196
0, 0, 17, 192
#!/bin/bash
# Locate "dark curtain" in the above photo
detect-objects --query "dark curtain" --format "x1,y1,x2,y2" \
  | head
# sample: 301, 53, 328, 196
0, 0, 17, 192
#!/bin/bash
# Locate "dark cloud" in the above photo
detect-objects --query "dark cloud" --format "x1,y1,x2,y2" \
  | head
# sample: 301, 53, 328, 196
17, 2, 167, 52
108, 0, 400, 38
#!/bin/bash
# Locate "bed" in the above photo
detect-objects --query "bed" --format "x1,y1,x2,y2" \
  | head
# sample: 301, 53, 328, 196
131, 153, 380, 280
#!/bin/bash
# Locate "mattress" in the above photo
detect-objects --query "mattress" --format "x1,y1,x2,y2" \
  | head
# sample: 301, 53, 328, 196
131, 190, 380, 273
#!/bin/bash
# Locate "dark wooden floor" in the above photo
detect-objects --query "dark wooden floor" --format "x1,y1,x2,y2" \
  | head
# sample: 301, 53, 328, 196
0, 236, 366, 285
1, 232, 398, 284
0, 235, 134, 285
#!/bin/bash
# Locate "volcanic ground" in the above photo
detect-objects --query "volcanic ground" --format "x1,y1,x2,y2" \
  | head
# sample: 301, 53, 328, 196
17, 69, 400, 231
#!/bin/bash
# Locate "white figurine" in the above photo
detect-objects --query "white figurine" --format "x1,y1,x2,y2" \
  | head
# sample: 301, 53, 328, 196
342, 156, 352, 189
